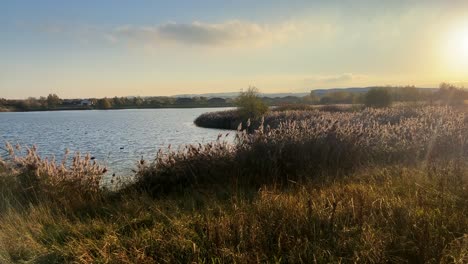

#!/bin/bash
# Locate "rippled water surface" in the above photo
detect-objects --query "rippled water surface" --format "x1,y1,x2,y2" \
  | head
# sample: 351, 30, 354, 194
0, 108, 233, 176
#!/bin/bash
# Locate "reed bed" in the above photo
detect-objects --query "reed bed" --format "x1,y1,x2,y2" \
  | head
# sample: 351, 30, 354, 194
194, 109, 242, 130
194, 104, 358, 130
0, 144, 105, 212
137, 106, 467, 192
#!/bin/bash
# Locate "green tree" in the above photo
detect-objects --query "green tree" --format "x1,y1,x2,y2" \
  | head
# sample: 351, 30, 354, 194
47, 94, 61, 108
364, 88, 393, 108
235, 87, 268, 118
97, 98, 112, 109
112, 97, 123, 107
133, 97, 144, 106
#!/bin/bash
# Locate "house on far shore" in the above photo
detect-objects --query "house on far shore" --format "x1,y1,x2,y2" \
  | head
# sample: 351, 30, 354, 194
80, 99, 93, 106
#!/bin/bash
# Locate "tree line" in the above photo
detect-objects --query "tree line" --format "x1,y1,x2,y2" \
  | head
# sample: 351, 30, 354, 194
305, 84, 467, 106
1, 83, 466, 112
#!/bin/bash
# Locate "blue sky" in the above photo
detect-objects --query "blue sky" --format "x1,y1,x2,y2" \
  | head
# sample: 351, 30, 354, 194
1, 1, 468, 98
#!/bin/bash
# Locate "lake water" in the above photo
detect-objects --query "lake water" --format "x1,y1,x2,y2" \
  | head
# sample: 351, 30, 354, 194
0, 108, 234, 176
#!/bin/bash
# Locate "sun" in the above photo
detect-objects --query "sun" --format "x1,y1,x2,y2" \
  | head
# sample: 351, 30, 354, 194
453, 28, 468, 58
443, 22, 468, 72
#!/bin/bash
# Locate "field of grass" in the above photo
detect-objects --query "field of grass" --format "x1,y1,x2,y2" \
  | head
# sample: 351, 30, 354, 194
0, 105, 467, 263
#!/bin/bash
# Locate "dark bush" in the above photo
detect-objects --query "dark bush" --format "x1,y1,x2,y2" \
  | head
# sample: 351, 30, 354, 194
364, 88, 393, 108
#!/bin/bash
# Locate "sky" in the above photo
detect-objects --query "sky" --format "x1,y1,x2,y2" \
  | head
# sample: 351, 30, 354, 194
1, 0, 468, 99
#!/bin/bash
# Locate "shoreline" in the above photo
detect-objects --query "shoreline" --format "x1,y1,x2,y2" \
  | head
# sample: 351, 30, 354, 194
0, 104, 235, 113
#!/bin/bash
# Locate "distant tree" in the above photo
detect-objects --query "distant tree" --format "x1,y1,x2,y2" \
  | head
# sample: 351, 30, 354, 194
318, 91, 355, 105
133, 97, 144, 106
112, 97, 123, 107
26, 97, 43, 109
146, 97, 161, 107
0, 98, 7, 107
398, 86, 420, 102
303, 91, 319, 104
175, 97, 195, 104
364, 88, 393, 108
207, 97, 226, 104
38, 96, 48, 108
319, 96, 333, 105
235, 86, 268, 118
437, 83, 467, 105
47, 94, 61, 108
97, 98, 112, 109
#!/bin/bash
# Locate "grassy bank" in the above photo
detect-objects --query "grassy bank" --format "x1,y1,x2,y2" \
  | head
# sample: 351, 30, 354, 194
0, 105, 467, 263
1, 166, 467, 263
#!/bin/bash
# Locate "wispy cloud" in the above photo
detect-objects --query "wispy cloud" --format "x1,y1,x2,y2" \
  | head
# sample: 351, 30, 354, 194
111, 20, 304, 48
304, 73, 368, 84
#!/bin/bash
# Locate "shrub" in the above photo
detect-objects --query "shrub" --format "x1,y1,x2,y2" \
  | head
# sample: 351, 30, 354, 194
235, 87, 268, 119
437, 83, 468, 105
364, 88, 393, 108
194, 109, 241, 130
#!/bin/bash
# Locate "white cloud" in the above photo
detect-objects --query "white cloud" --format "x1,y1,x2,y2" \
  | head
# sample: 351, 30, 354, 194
111, 20, 302, 47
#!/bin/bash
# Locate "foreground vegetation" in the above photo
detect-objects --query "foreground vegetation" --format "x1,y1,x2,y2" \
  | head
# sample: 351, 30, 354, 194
0, 105, 467, 263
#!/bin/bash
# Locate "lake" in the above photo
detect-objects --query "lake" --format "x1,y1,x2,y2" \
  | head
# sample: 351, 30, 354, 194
0, 108, 234, 176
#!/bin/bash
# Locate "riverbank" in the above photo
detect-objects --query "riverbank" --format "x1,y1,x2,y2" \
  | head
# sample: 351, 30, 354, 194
1, 105, 467, 263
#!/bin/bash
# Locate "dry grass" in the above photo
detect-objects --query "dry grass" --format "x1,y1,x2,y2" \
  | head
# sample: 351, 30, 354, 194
0, 165, 466, 263
0, 145, 105, 212
0, 105, 466, 263
138, 106, 467, 192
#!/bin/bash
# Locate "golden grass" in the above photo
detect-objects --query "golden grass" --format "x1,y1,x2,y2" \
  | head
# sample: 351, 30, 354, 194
0, 165, 466, 263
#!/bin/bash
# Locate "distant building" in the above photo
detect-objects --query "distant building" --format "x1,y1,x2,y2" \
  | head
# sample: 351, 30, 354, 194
80, 99, 93, 106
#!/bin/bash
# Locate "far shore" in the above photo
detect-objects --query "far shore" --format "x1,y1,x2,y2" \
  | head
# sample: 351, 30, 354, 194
0, 104, 235, 113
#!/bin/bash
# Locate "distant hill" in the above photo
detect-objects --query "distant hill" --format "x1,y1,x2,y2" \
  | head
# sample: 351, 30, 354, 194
172, 87, 437, 98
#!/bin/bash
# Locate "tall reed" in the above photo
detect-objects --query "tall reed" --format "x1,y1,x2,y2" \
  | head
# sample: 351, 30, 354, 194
136, 106, 467, 194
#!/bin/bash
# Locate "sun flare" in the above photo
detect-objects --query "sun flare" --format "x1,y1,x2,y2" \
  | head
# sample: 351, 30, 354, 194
454, 28, 468, 58
445, 23, 468, 67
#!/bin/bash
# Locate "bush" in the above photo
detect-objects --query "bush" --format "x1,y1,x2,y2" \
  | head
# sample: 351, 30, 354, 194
437, 83, 468, 105
235, 87, 268, 119
364, 88, 393, 108
194, 109, 241, 130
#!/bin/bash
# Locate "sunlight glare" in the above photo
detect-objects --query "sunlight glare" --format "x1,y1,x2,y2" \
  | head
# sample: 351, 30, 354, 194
446, 23, 468, 64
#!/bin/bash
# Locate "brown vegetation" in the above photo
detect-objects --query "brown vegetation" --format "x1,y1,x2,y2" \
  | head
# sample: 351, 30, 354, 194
0, 105, 467, 263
